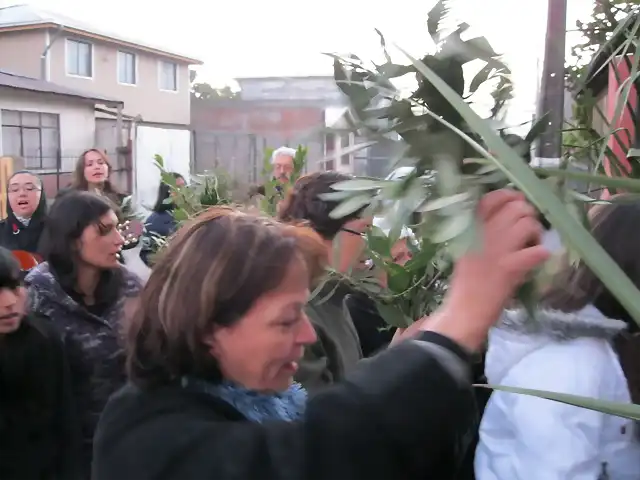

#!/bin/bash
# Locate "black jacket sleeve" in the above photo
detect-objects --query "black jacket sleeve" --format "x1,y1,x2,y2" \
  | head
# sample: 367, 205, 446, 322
29, 315, 82, 479
48, 323, 82, 479
94, 332, 475, 480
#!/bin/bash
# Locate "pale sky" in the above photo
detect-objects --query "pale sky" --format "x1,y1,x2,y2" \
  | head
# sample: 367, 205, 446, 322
3, 0, 593, 125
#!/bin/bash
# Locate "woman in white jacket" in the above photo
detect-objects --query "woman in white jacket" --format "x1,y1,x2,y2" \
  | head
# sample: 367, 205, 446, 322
475, 199, 640, 480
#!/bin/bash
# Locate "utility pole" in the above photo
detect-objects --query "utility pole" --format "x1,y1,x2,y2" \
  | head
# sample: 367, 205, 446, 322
535, 0, 568, 165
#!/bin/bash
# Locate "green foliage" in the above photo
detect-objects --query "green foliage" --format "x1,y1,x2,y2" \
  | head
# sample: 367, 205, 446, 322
326, 1, 640, 420
565, 0, 638, 89
153, 154, 235, 221
325, 1, 552, 323
328, 1, 640, 332
259, 146, 307, 216
190, 70, 239, 101
369, 227, 447, 327
564, 4, 640, 181
327, 0, 512, 178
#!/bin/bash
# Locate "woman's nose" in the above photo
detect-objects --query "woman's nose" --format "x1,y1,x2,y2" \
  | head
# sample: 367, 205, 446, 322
115, 230, 125, 247
298, 314, 318, 346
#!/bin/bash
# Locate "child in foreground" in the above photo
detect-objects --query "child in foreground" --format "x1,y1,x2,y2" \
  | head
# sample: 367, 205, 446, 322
0, 246, 80, 479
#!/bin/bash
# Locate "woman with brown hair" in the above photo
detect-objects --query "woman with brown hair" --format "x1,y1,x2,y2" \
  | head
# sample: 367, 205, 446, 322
475, 199, 640, 479
92, 190, 549, 480
67, 149, 123, 205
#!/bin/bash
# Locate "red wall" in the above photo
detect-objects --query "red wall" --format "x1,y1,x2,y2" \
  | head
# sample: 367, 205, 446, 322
191, 102, 324, 137
602, 56, 638, 199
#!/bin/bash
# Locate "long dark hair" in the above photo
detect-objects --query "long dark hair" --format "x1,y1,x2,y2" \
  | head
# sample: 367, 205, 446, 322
542, 199, 640, 403
153, 173, 184, 213
41, 191, 124, 308
72, 149, 120, 202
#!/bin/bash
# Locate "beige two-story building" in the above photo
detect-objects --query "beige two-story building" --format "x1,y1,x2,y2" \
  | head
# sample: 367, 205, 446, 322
0, 4, 201, 200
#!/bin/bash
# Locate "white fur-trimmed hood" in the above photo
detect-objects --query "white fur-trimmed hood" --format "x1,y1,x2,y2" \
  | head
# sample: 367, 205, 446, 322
497, 305, 627, 341
486, 305, 628, 385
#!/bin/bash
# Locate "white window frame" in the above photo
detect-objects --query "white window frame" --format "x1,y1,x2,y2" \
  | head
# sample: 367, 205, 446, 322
117, 50, 138, 86
65, 38, 94, 79
158, 60, 178, 92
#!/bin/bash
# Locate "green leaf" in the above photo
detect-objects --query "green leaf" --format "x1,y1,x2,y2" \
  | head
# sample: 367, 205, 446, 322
435, 156, 462, 196
387, 265, 412, 293
418, 192, 470, 212
427, 0, 449, 43
469, 64, 495, 94
404, 241, 437, 272
318, 191, 356, 201
447, 215, 479, 259
524, 112, 550, 143
154, 154, 164, 168
627, 148, 640, 158
366, 227, 391, 258
173, 208, 189, 222
376, 302, 411, 328
329, 194, 371, 219
397, 44, 640, 325
431, 211, 473, 243
331, 178, 386, 191
534, 167, 640, 193
482, 385, 640, 421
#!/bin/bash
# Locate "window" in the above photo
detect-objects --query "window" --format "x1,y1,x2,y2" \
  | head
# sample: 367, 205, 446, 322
324, 133, 335, 154
118, 51, 137, 85
159, 61, 178, 91
66, 39, 92, 77
1, 110, 60, 169
325, 160, 335, 171
340, 133, 352, 166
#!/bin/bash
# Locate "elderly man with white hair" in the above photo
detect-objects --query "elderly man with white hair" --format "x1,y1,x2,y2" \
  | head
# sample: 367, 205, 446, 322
271, 146, 296, 182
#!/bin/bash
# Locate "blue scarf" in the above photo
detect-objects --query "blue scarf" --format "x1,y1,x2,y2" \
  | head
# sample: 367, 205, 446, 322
182, 377, 307, 423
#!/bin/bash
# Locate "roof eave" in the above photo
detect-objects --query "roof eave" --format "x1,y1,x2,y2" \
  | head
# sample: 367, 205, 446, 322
0, 23, 203, 65
2, 84, 123, 106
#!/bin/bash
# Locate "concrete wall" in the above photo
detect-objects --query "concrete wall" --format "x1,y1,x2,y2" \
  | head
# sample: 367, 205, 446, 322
0, 29, 44, 78
191, 100, 325, 182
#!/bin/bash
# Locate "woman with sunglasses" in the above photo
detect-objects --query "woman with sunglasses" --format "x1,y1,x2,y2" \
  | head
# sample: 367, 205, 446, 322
278, 172, 377, 392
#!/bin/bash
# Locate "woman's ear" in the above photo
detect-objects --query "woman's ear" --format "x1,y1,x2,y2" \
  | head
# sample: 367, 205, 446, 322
202, 327, 220, 356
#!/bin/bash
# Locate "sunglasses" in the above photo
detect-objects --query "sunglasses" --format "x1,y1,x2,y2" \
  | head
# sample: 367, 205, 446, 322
340, 227, 366, 237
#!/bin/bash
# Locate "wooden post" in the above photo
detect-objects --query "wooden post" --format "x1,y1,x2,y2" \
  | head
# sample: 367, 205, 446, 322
0, 156, 14, 219
535, 0, 567, 162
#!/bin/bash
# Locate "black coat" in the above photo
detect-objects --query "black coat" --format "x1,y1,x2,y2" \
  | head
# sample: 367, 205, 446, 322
0, 314, 81, 479
93, 332, 478, 480
344, 291, 395, 357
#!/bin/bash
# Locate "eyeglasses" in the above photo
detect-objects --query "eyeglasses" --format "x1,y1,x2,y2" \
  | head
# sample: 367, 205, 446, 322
341, 227, 366, 238
8, 183, 41, 193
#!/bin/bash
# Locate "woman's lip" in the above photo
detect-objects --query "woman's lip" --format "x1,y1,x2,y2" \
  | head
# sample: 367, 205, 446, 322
283, 361, 299, 372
